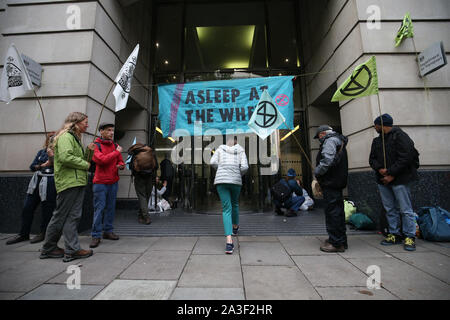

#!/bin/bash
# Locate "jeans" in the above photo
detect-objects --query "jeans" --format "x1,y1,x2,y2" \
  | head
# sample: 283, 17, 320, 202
42, 186, 85, 255
20, 177, 56, 236
92, 183, 118, 239
216, 184, 241, 236
323, 187, 347, 247
273, 196, 305, 212
378, 183, 416, 238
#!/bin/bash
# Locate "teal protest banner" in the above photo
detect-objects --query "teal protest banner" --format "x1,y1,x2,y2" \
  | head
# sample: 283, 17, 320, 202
158, 76, 294, 137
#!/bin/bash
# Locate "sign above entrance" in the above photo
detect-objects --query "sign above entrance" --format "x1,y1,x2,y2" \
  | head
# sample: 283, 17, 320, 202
158, 76, 295, 138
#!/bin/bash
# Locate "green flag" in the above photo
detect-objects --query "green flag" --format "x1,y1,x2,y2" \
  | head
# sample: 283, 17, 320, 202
331, 56, 378, 102
395, 13, 414, 47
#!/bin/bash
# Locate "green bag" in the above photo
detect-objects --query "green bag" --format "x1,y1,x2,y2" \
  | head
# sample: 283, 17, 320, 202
349, 213, 376, 230
344, 200, 357, 223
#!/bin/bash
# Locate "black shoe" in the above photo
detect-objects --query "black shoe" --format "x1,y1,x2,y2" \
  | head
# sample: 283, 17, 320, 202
40, 247, 65, 259
380, 234, 403, 246
232, 226, 239, 236
285, 210, 297, 217
275, 208, 284, 216
30, 233, 45, 244
6, 235, 29, 245
404, 237, 416, 252
225, 243, 234, 254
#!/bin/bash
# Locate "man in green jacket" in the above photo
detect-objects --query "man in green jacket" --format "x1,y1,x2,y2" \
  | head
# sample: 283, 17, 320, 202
40, 112, 96, 263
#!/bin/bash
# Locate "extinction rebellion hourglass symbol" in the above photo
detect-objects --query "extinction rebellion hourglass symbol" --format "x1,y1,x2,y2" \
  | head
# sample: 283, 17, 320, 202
340, 65, 373, 97
255, 100, 279, 129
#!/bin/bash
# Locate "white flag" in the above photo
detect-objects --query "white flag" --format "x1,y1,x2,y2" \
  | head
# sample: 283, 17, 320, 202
248, 90, 286, 140
113, 44, 139, 112
0, 44, 34, 104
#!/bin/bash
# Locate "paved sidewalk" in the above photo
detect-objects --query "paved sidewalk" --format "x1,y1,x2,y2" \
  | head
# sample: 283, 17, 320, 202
0, 233, 449, 300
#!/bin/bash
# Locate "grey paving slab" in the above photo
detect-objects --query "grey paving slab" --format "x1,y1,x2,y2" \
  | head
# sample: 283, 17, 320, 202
19, 284, 104, 300
0, 253, 67, 292
0, 251, 42, 273
348, 257, 450, 300
120, 250, 190, 280
94, 280, 177, 300
339, 236, 392, 259
390, 252, 450, 284
193, 237, 240, 255
178, 254, 243, 288
0, 234, 14, 240
170, 288, 245, 300
0, 292, 25, 300
238, 236, 279, 242
78, 236, 160, 254
416, 239, 450, 257
0, 237, 31, 251
150, 237, 198, 251
316, 287, 399, 300
239, 242, 294, 266
242, 266, 321, 300
47, 253, 139, 285
278, 236, 324, 255
292, 255, 367, 287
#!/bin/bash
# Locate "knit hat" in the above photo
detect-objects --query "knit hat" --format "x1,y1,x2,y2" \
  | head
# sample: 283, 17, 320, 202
287, 168, 297, 177
374, 114, 393, 127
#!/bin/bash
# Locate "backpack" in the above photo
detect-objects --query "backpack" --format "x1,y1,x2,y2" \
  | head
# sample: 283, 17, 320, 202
271, 180, 292, 203
128, 143, 158, 176
417, 207, 450, 242
89, 142, 118, 175
349, 213, 376, 230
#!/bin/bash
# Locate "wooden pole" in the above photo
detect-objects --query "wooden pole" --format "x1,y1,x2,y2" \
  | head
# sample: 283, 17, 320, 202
93, 81, 116, 143
32, 89, 47, 136
281, 120, 314, 170
376, 93, 387, 169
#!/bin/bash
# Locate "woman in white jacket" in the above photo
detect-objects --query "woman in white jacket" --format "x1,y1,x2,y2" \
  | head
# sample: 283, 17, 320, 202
210, 136, 249, 254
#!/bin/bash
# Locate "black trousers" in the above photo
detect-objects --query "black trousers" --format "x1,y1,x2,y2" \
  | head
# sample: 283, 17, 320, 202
20, 178, 56, 237
323, 187, 347, 247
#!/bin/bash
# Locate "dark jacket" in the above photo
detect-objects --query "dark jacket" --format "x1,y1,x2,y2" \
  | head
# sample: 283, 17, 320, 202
369, 127, 419, 185
315, 132, 349, 190
30, 149, 53, 173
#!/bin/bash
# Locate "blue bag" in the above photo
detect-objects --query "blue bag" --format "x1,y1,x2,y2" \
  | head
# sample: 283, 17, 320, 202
349, 213, 376, 230
417, 207, 450, 242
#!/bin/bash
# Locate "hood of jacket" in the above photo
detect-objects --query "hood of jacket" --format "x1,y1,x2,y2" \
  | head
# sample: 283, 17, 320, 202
218, 144, 245, 155
319, 132, 348, 147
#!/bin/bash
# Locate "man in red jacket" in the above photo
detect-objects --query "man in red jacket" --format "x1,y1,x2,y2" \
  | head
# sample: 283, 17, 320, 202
90, 123, 125, 248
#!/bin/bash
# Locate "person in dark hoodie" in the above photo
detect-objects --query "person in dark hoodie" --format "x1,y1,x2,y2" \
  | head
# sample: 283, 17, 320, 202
314, 125, 349, 253
89, 123, 125, 249
369, 114, 419, 252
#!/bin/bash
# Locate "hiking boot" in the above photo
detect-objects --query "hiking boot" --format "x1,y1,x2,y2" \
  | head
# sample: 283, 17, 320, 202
63, 249, 93, 263
285, 209, 297, 217
320, 242, 345, 253
103, 232, 120, 241
275, 208, 284, 216
6, 235, 29, 245
90, 238, 101, 248
380, 234, 402, 246
404, 237, 416, 252
30, 233, 45, 244
40, 247, 65, 259
232, 226, 240, 236
225, 243, 234, 255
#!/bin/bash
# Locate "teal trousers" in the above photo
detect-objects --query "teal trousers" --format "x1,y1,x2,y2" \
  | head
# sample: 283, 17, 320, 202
216, 184, 241, 236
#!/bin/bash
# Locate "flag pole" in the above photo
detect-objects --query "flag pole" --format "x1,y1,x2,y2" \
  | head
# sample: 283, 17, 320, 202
93, 81, 116, 143
376, 93, 387, 169
281, 119, 314, 170
32, 88, 48, 136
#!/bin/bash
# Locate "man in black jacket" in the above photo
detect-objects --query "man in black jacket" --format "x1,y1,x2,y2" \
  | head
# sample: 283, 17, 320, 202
314, 125, 349, 253
369, 114, 419, 251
